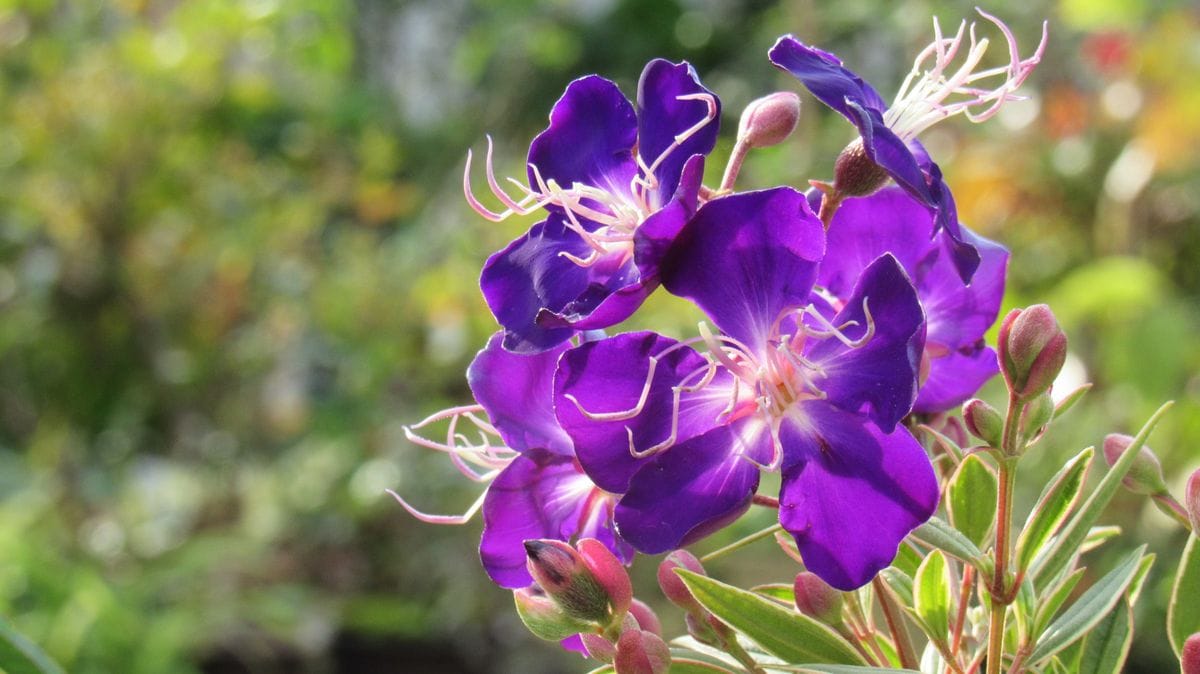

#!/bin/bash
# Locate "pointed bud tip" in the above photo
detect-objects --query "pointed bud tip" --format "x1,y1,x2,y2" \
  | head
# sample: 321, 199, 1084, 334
614, 629, 671, 674
577, 538, 632, 617
738, 92, 801, 149
1103, 434, 1168, 496
657, 549, 706, 613
999, 304, 1068, 400
793, 572, 844, 624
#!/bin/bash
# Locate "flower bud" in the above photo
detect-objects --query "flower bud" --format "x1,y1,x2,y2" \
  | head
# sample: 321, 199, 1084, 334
737, 92, 801, 149
1184, 633, 1200, 674
1186, 468, 1200, 533
1020, 393, 1054, 444
525, 539, 610, 623
833, 138, 890, 197
628, 598, 662, 637
577, 538, 633, 617
513, 587, 590, 641
614, 629, 671, 674
657, 549, 707, 614
997, 305, 1068, 401
580, 633, 616, 663
793, 572, 844, 625
1102, 434, 1168, 496
963, 399, 1003, 448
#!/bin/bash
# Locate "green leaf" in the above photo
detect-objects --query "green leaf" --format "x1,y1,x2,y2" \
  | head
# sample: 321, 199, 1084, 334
1028, 545, 1145, 664
1127, 552, 1155, 605
1076, 600, 1133, 674
0, 616, 65, 674
764, 666, 921, 673
670, 658, 737, 673
947, 454, 997, 548
879, 567, 914, 606
913, 551, 951, 642
1052, 383, 1092, 419
910, 516, 989, 573
891, 542, 923, 578
1017, 447, 1093, 576
1169, 535, 1200, 656
1034, 568, 1086, 636
676, 571, 866, 666
1080, 525, 1122, 554
1032, 401, 1173, 587
752, 584, 796, 606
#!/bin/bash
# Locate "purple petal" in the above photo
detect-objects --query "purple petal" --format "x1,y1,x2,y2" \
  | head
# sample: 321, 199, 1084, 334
467, 332, 573, 455
615, 418, 770, 553
921, 229, 1008, 351
914, 344, 999, 414
480, 449, 624, 589
778, 403, 938, 590
528, 75, 638, 206
842, 100, 933, 206
637, 59, 720, 206
633, 154, 705, 272
923, 162, 981, 283
555, 331, 735, 493
806, 254, 925, 432
560, 635, 588, 656
768, 36, 888, 120
660, 188, 825, 346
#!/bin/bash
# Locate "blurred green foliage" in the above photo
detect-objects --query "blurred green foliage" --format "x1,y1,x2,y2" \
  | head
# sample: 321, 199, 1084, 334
0, 0, 1196, 672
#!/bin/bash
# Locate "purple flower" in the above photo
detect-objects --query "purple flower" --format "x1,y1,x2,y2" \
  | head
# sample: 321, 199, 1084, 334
467, 59, 720, 353
820, 187, 1009, 413
555, 187, 938, 590
392, 332, 631, 589
768, 10, 1044, 282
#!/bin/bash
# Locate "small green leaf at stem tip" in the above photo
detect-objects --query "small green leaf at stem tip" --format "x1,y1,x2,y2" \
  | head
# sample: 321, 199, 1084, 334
675, 570, 866, 666
1169, 535, 1200, 657
1052, 383, 1092, 420
1015, 446, 1093, 575
1031, 401, 1173, 588
0, 615, 66, 674
947, 454, 998, 549
913, 551, 952, 643
1028, 545, 1145, 665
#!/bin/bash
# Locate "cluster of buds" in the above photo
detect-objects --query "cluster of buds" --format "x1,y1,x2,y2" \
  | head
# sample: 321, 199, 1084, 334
515, 538, 668, 674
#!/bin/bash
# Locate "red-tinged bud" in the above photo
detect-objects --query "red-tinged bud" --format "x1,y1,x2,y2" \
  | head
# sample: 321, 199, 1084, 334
577, 538, 632, 618
1103, 434, 1168, 496
513, 587, 590, 642
1020, 393, 1055, 444
657, 549, 706, 614
685, 611, 733, 647
1186, 469, 1200, 533
525, 539, 609, 623
580, 633, 615, 663
833, 137, 890, 198
963, 399, 1003, 448
738, 92, 801, 149
614, 629, 671, 674
628, 598, 662, 637
793, 572, 844, 625
997, 305, 1068, 401
1183, 633, 1200, 674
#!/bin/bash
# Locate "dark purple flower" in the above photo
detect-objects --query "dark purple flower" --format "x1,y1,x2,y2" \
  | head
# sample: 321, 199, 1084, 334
393, 332, 631, 589
820, 187, 1008, 413
467, 60, 720, 353
768, 10, 1044, 282
555, 187, 938, 590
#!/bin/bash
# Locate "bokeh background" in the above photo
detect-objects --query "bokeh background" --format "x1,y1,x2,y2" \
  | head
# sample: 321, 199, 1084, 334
0, 0, 1197, 672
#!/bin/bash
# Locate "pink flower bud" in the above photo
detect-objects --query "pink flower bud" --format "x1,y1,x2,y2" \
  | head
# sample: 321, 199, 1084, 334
1103, 434, 1168, 496
513, 586, 589, 641
657, 549, 707, 614
524, 539, 609, 623
580, 633, 615, 663
963, 398, 1003, 447
737, 92, 801, 149
577, 538, 633, 618
793, 572, 844, 625
614, 629, 671, 674
1187, 468, 1200, 533
628, 598, 662, 637
997, 305, 1068, 401
833, 138, 890, 197
1184, 633, 1200, 674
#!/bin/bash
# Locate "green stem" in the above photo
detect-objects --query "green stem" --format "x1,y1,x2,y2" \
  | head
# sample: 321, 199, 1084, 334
987, 394, 1023, 674
700, 523, 783, 563
723, 636, 767, 674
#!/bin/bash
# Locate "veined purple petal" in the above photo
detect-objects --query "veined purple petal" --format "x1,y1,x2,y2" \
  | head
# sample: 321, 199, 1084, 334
924, 162, 981, 283
914, 344, 999, 414
528, 75, 638, 206
467, 332, 572, 455
480, 449, 626, 589
637, 59, 720, 206
768, 36, 888, 120
843, 100, 933, 206
922, 231, 1008, 350
661, 188, 825, 346
806, 254, 925, 432
555, 331, 735, 494
633, 154, 705, 272
614, 417, 770, 553
778, 403, 938, 590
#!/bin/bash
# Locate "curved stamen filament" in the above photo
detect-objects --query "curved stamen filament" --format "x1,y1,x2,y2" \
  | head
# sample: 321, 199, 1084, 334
386, 488, 490, 525
625, 360, 719, 458
800, 299, 874, 349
